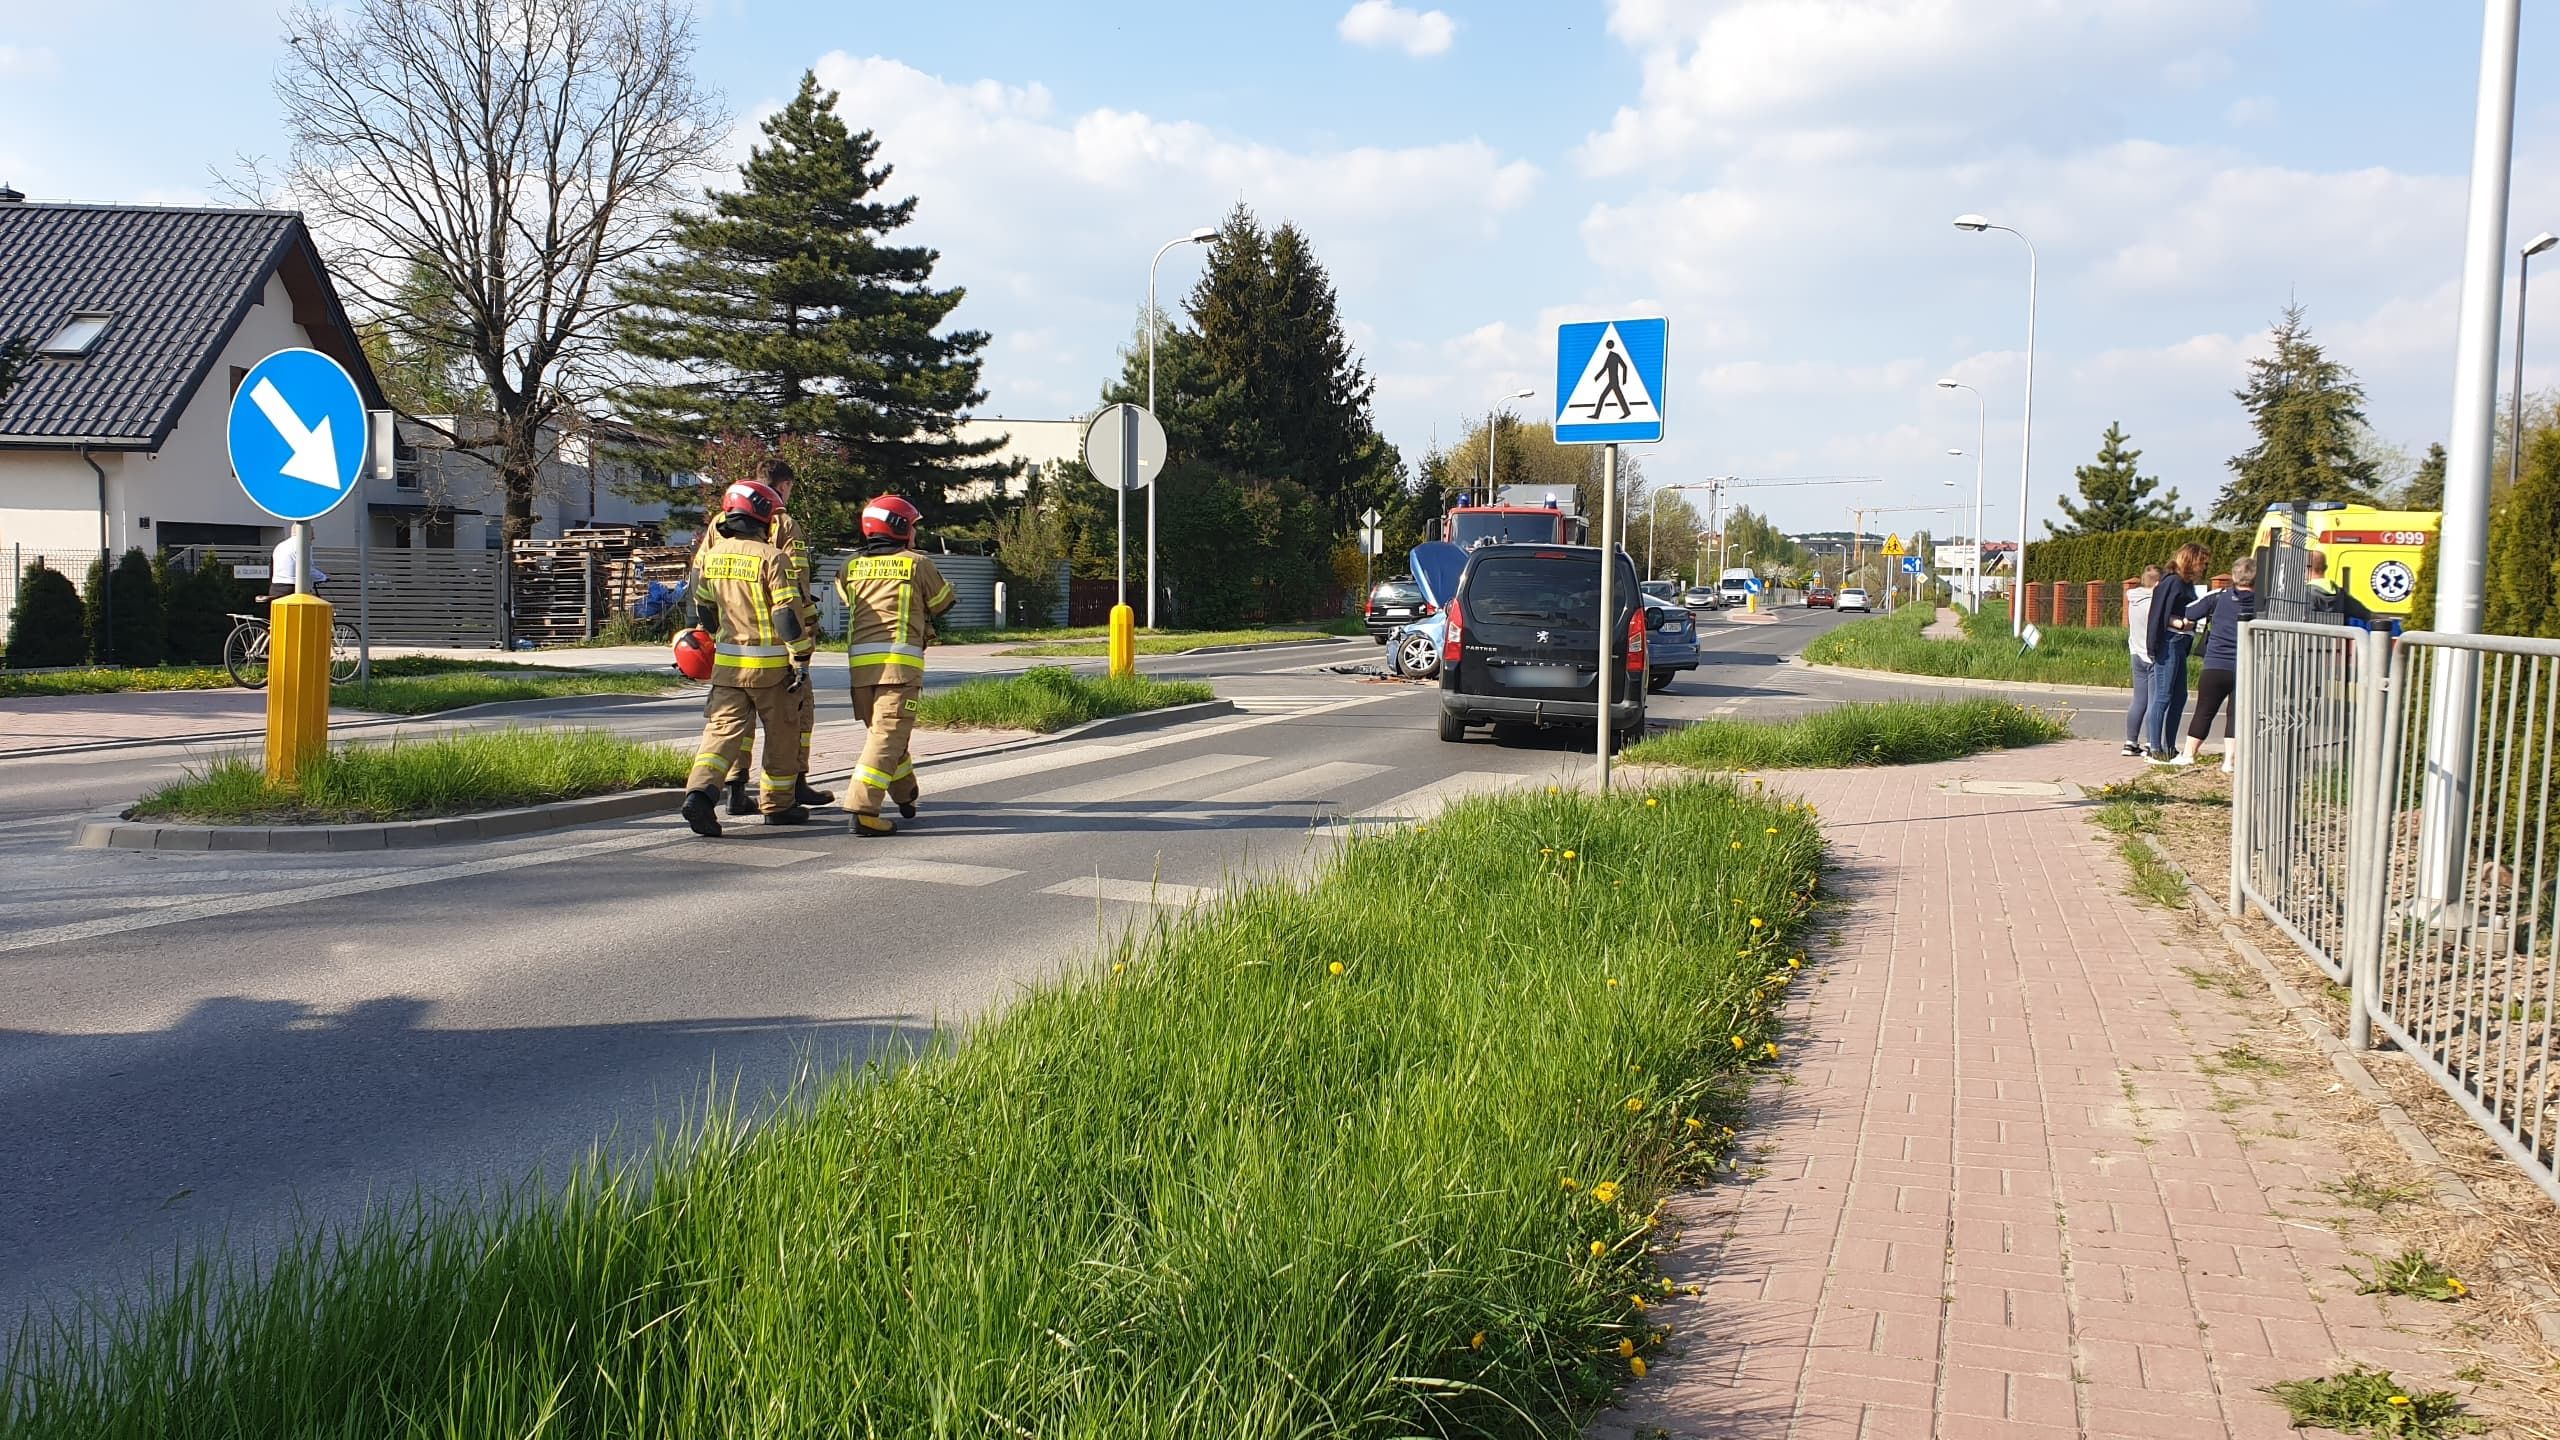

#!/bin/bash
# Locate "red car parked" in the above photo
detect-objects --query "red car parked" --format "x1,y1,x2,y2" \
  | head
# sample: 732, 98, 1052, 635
1806, 587, 1837, 609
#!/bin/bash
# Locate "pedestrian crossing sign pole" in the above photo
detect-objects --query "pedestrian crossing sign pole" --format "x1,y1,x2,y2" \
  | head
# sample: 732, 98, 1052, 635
1554, 316, 1668, 793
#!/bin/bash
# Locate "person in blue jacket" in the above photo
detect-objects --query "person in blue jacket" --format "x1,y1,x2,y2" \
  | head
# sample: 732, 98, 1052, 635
2161, 555, 2256, 769
2140, 543, 2209, 758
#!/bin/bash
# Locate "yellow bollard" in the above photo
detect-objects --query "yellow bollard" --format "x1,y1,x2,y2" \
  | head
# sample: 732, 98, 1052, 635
1108, 603, 1137, 679
265, 593, 334, 783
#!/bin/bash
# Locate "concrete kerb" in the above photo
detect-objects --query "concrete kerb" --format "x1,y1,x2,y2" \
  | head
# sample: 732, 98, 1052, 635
1786, 653, 2134, 698
73, 697, 1241, 853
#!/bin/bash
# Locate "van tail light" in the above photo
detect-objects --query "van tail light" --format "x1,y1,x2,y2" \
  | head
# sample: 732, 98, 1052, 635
1443, 601, 1464, 666
1626, 607, 1646, 674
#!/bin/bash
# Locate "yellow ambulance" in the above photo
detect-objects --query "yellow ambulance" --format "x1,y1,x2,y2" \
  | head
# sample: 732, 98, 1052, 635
2252, 503, 2440, 616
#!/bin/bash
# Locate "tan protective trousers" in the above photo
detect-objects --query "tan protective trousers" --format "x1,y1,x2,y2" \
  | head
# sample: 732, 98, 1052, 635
848, 680, 922, 817
725, 670, 816, 784
688, 684, 800, 813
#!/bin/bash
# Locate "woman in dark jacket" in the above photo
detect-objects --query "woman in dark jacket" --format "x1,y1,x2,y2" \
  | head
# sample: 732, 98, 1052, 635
2165, 556, 2256, 768
2140, 543, 2209, 757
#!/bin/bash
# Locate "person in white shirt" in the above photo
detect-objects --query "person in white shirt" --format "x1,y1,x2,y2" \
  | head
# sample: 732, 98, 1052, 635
269, 531, 328, 602
2122, 565, 2161, 758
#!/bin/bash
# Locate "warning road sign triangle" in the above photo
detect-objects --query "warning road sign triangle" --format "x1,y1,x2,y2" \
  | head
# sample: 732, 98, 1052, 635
1559, 323, 1657, 426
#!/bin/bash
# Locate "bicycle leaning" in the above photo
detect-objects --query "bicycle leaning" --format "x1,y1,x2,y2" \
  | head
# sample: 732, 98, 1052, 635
224, 608, 360, 689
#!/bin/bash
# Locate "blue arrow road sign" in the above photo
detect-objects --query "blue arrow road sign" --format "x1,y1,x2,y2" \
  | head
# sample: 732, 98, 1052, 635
227, 348, 366, 522
1553, 317, 1667, 445
1902, 556, 1923, 574
1745, 577, 1764, 594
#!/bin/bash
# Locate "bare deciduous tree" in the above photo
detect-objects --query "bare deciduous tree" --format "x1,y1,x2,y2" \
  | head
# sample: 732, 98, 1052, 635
275, 0, 720, 542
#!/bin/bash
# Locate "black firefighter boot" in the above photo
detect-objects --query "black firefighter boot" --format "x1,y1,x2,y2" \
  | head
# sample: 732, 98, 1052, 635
763, 803, 812, 827
725, 775, 754, 817
681, 788, 723, 838
796, 778, 835, 808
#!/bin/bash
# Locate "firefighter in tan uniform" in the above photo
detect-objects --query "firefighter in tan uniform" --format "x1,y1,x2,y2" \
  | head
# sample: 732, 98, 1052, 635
679, 479, 818, 838
694, 459, 830, 816
837, 494, 953, 837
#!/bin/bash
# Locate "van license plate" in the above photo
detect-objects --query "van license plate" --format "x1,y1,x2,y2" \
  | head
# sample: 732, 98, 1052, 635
1505, 665, 1576, 688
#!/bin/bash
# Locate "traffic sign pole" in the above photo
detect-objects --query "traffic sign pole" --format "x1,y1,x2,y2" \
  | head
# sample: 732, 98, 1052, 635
1596, 444, 1617, 794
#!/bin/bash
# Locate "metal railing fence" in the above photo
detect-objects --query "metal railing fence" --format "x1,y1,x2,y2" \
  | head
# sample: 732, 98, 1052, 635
2231, 620, 2380, 984
2233, 623, 2560, 1203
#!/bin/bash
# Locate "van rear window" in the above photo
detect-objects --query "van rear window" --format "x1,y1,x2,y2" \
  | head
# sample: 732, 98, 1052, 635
1465, 554, 1624, 622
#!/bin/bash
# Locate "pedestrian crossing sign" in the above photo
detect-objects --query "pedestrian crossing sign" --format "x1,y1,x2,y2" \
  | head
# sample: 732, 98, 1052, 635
1882, 534, 1905, 557
1553, 317, 1667, 444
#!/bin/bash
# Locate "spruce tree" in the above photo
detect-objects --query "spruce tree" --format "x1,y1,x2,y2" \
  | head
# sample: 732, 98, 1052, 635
2048, 422, 2191, 536
2403, 442, 2448, 509
2216, 302, 2380, 522
615, 71, 1005, 539
2487, 425, 2560, 639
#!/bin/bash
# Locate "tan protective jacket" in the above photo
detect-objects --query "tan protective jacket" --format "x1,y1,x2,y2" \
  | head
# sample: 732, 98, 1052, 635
698, 511, 813, 659
837, 548, 955, 685
698, 533, 811, 689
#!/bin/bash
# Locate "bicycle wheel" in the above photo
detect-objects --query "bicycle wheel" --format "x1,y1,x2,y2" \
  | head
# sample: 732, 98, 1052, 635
224, 624, 269, 690
330, 624, 361, 684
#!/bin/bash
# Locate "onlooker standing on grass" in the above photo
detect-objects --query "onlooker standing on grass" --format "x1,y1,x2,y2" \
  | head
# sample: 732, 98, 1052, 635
2165, 555, 2256, 769
2122, 565, 2161, 758
2141, 543, 2209, 757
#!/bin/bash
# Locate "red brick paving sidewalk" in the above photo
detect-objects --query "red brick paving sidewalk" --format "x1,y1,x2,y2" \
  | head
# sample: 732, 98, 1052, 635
1598, 741, 2475, 1440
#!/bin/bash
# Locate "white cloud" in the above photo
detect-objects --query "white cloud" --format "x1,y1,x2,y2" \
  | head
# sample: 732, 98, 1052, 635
1337, 1, 1457, 57
0, 45, 58, 76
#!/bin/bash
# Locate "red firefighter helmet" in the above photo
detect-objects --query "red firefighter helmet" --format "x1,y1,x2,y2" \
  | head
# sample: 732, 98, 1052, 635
722, 479, 782, 524
860, 494, 921, 543
672, 627, 716, 681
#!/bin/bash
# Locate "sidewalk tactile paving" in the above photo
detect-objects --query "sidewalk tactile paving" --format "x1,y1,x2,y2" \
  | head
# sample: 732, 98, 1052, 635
1598, 741, 2483, 1440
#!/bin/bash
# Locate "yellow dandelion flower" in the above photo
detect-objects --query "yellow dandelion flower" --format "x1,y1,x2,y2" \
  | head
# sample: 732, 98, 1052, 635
1788, 956, 1803, 969
1470, 1331, 1485, 1350
1630, 1294, 1648, 1310
1617, 1338, 1636, 1358
1765, 826, 1779, 835
2450, 1277, 2469, 1295
1561, 1177, 1579, 1191
1607, 977, 1621, 988
1624, 1096, 1646, 1113
1630, 1356, 1648, 1378
1562, 849, 1577, 860
1730, 1035, 1747, 1050
1589, 1239, 1606, 1258
1730, 840, 1743, 851
1548, 786, 1560, 795
1660, 1278, 1675, 1295
1685, 1117, 1705, 1132
2388, 1396, 2411, 1407
1645, 796, 1659, 807
1592, 1180, 1620, 1204
1541, 846, 1554, 855
1112, 962, 1126, 974
1750, 916, 1764, 929
1328, 961, 1345, 976
1763, 1042, 1781, 1060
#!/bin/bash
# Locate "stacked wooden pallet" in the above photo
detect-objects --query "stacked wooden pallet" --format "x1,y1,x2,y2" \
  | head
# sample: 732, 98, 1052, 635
510, 527, 697, 643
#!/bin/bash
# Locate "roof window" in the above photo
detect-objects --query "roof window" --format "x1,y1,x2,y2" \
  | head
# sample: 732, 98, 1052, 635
38, 312, 112, 358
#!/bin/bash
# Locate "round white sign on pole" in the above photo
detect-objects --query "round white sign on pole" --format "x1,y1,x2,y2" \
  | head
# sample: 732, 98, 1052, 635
1083, 404, 1167, 491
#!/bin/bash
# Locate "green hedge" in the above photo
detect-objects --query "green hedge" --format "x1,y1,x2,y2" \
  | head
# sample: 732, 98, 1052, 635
2028, 527, 2250, 585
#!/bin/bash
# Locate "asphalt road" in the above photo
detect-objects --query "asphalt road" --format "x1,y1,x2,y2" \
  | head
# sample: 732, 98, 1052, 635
0, 605, 2130, 1330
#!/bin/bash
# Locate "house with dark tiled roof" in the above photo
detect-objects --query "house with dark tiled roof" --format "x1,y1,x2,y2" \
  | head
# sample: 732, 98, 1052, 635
0, 194, 401, 561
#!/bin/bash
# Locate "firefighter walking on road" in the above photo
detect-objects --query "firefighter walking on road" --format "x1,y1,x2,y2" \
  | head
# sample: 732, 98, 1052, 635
838, 494, 953, 837
696, 459, 832, 816
680, 479, 818, 837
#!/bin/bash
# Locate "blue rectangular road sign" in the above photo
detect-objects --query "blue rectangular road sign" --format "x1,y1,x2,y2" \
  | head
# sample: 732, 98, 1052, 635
1902, 556, 1923, 574
1554, 317, 1667, 445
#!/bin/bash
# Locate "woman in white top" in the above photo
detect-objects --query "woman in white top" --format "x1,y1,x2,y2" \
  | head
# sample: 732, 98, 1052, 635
2122, 565, 2161, 758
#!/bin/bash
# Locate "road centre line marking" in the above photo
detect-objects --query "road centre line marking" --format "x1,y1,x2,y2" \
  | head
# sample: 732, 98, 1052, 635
1037, 876, 1217, 907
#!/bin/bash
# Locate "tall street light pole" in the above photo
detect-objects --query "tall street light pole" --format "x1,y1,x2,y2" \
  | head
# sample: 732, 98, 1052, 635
1485, 388, 1535, 505
1954, 214, 2037, 636
1145, 226, 1218, 630
1937, 378, 1988, 610
2509, 231, 2557, 497
2420, 0, 2525, 911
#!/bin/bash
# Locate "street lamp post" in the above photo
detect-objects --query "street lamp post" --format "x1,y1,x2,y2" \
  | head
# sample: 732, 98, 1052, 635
1936, 378, 1988, 611
1485, 388, 1535, 505
1954, 215, 2037, 637
1145, 226, 1218, 630
2509, 232, 2558, 497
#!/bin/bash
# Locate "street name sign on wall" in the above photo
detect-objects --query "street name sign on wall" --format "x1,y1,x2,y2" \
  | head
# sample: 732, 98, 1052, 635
1553, 318, 1668, 444
226, 348, 366, 522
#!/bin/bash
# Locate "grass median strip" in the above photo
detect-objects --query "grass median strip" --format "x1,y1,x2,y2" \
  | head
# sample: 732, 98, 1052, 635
127, 728, 691, 824
333, 670, 683, 715
912, 665, 1213, 732
7, 782, 1822, 1437
1804, 604, 2157, 688
1626, 697, 2069, 770
1000, 626, 1349, 657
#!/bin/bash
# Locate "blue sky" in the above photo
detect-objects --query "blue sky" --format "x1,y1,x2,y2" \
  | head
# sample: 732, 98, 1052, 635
5, 1, 2557, 537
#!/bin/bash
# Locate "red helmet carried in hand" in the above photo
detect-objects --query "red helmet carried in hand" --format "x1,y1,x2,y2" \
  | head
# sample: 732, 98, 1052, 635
672, 627, 716, 681
860, 494, 921, 543
722, 479, 782, 524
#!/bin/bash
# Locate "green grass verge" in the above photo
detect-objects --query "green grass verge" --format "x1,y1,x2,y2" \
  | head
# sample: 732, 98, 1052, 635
332, 670, 683, 715
0, 655, 676, 708
4, 782, 1822, 1437
1001, 626, 1353, 657
1625, 697, 2070, 770
911, 665, 1214, 732
1806, 604, 2161, 688
126, 728, 691, 824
